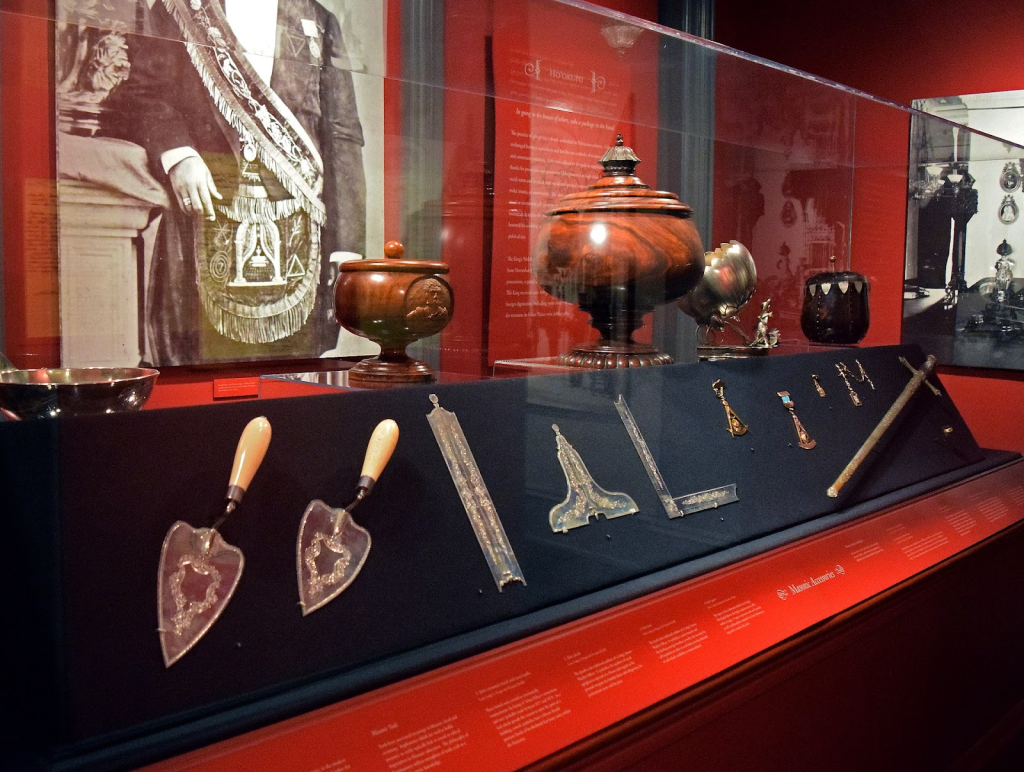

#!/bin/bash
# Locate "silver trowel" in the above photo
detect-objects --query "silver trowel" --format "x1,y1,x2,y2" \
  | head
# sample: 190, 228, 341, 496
296, 419, 399, 615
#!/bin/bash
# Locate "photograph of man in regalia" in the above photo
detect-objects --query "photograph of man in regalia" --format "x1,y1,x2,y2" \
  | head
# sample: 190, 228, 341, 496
57, 0, 378, 366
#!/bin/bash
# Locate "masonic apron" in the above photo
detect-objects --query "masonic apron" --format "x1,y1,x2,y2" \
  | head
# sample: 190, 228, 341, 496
162, 0, 326, 346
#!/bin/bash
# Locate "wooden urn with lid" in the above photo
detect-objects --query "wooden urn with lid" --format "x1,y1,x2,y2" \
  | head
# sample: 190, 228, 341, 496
800, 257, 870, 345
532, 135, 705, 367
335, 241, 454, 387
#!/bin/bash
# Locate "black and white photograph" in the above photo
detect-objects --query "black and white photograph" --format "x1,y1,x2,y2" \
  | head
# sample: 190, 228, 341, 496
55, 0, 384, 366
904, 90, 1024, 372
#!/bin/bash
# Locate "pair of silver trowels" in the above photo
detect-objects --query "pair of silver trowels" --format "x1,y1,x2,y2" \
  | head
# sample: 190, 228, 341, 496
158, 418, 398, 667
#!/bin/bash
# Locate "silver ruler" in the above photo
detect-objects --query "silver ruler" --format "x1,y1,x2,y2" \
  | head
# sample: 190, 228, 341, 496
614, 395, 679, 519
427, 395, 526, 590
615, 394, 739, 518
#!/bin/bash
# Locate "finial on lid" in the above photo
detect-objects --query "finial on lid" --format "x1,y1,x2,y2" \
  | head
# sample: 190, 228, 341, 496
384, 241, 405, 259
599, 134, 641, 177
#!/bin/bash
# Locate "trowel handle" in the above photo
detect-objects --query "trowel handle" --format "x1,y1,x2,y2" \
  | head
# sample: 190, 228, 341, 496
225, 416, 272, 509
357, 419, 399, 494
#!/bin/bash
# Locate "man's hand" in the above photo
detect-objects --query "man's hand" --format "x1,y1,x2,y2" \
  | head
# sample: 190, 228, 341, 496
169, 156, 223, 220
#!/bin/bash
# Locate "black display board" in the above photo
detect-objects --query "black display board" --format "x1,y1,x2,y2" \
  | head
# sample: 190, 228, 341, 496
0, 345, 1015, 770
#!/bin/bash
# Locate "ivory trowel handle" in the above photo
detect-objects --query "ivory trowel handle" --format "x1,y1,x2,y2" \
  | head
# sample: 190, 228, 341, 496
356, 419, 399, 495
225, 416, 273, 510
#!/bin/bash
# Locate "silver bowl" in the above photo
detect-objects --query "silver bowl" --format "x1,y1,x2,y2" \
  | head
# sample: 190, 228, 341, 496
0, 367, 159, 419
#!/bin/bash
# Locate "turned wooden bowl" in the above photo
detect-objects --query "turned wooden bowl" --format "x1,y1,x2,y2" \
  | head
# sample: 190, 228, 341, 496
533, 136, 705, 367
334, 242, 453, 387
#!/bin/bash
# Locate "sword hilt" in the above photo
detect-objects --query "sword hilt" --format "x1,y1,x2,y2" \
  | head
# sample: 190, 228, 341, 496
899, 356, 942, 396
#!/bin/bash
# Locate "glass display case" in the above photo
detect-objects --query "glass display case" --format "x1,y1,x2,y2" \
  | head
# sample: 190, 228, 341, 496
1, 1, 1023, 770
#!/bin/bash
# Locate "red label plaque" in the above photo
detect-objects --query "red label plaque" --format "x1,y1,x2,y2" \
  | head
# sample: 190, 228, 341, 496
212, 377, 260, 400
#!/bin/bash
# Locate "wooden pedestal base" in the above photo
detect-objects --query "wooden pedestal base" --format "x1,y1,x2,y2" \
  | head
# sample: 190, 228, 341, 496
559, 341, 673, 368
347, 352, 436, 389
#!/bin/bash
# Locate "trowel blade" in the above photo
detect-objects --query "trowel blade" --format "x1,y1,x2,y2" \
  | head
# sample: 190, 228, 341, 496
296, 500, 371, 616
157, 520, 244, 667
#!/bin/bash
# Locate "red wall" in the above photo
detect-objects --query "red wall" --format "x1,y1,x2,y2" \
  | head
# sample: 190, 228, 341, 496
715, 0, 1024, 453
438, 0, 656, 375
590, 0, 656, 18
715, 0, 1024, 106
1, 2, 60, 368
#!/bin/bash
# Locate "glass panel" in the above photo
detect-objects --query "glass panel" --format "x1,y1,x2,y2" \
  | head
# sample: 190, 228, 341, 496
2, 0, 1024, 394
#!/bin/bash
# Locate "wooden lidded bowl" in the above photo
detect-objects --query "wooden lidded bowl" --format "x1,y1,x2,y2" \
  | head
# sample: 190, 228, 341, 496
335, 241, 454, 387
532, 135, 705, 367
800, 257, 870, 345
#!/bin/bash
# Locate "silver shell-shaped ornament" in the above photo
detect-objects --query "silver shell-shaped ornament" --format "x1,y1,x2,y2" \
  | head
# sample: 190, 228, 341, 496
677, 240, 757, 327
